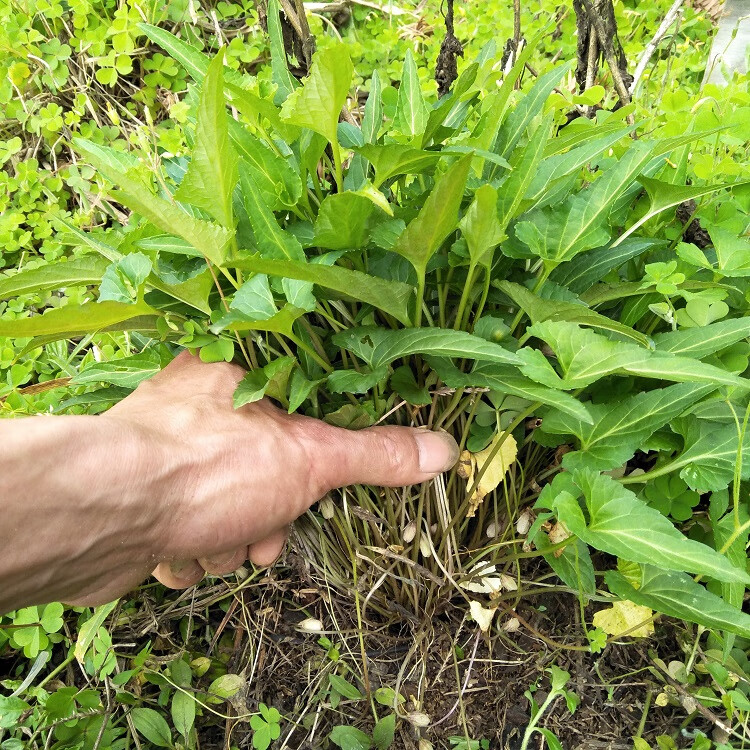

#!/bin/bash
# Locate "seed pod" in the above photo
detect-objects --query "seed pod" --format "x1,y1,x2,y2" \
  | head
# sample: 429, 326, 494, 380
500, 574, 518, 592
516, 508, 534, 536
407, 712, 431, 728
403, 520, 417, 543
503, 617, 520, 633
486, 521, 498, 538
320, 497, 335, 519
298, 617, 324, 633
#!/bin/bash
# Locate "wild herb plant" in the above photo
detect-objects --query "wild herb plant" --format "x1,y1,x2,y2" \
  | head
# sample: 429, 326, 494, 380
1, 6, 750, 657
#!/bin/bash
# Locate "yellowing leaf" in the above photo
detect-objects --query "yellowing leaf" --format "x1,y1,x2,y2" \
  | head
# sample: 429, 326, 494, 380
592, 600, 655, 638
469, 601, 497, 633
462, 435, 518, 517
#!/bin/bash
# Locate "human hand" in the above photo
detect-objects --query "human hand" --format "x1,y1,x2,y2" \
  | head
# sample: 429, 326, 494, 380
89, 351, 458, 601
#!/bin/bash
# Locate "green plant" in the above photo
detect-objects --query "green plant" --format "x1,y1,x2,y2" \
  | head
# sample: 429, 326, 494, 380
521, 666, 578, 750
2, 18, 750, 646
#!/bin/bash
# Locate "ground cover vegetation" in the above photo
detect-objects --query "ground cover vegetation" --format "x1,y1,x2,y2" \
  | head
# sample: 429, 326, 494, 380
1, 0, 750, 747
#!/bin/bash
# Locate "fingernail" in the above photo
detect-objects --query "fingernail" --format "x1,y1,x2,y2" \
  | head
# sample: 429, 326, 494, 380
414, 430, 460, 475
204, 550, 239, 569
169, 559, 203, 581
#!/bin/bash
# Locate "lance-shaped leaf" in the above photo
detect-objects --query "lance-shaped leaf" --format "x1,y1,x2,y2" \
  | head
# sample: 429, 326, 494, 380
514, 142, 654, 265
616, 178, 750, 247
653, 318, 750, 359
213, 304, 305, 336
459, 185, 504, 269
606, 566, 750, 637
427, 357, 592, 424
549, 237, 666, 294
75, 140, 232, 265
710, 226, 750, 277
554, 470, 750, 584
537, 537, 596, 597
497, 280, 650, 346
713, 508, 749, 635
521, 321, 750, 391
392, 154, 472, 274
232, 254, 413, 325
394, 49, 428, 139
355, 144, 442, 189
0, 300, 157, 338
174, 53, 238, 227
267, 0, 296, 104
327, 365, 390, 394
280, 43, 353, 147
240, 164, 305, 261
0, 256, 110, 300
542, 383, 715, 472
334, 326, 521, 369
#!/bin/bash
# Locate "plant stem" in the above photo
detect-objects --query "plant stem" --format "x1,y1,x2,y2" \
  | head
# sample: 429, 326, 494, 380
332, 140, 344, 194
453, 263, 476, 330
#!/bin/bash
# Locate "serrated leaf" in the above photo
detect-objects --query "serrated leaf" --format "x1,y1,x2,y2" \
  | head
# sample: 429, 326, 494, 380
230, 274, 277, 320
555, 470, 750, 583
0, 257, 109, 300
214, 304, 304, 336
538, 537, 596, 597
459, 184, 504, 268
327, 365, 389, 394
334, 326, 520, 369
653, 317, 750, 359
354, 143, 441, 189
392, 154, 472, 274
394, 49, 428, 138
542, 383, 715, 472
390, 365, 431, 405
281, 43, 353, 146
233, 369, 270, 408
232, 254, 413, 325
710, 226, 750, 277
522, 321, 750, 391
267, 0, 296, 104
606, 566, 750, 637
174, 53, 238, 227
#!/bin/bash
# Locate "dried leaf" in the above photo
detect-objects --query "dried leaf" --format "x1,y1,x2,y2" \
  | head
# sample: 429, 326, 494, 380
463, 435, 518, 517
592, 600, 655, 638
469, 600, 497, 633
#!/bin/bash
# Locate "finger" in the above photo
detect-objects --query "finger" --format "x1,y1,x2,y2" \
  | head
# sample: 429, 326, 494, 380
248, 527, 289, 568
198, 547, 247, 575
306, 424, 459, 491
153, 558, 205, 589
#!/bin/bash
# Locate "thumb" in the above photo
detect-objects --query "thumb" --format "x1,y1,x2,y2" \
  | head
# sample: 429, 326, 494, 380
311, 423, 460, 490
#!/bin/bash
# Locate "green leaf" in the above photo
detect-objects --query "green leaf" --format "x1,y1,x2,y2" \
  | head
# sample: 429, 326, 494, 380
75, 139, 232, 265
230, 274, 277, 320
232, 254, 413, 325
514, 142, 653, 264
373, 713, 396, 750
72, 350, 164, 389
217, 304, 305, 336
542, 383, 715, 472
233, 369, 270, 407
497, 280, 650, 346
0, 257, 110, 301
233, 357, 295, 407
329, 725, 372, 750
522, 321, 750, 391
390, 365, 431, 405
131, 707, 173, 748
280, 43, 353, 146
267, 0, 296, 104
653, 317, 750, 359
394, 49, 428, 139
149, 270, 214, 315
354, 144, 441, 189
0, 300, 157, 339
710, 226, 750, 277
334, 326, 520, 369
327, 365, 389, 394
314, 193, 375, 250
556, 470, 750, 583
539, 537, 596, 597
616, 178, 750, 247
208, 673, 245, 702
99, 253, 152, 303
75, 600, 118, 663
428, 357, 593, 424
493, 62, 572, 161
549, 237, 666, 294
135, 235, 202, 258
174, 53, 238, 228
172, 690, 196, 740
392, 154, 472, 274
240, 163, 305, 261
56, 387, 131, 413
231, 122, 301, 210
329, 674, 364, 700
138, 23, 249, 88
606, 566, 750, 637
459, 184, 503, 268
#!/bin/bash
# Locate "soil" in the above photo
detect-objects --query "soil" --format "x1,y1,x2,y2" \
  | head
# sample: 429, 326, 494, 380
96, 551, 714, 750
